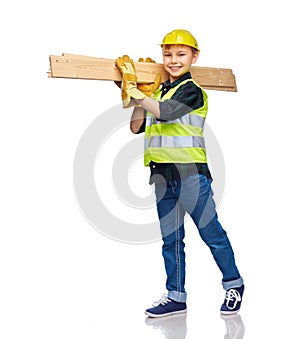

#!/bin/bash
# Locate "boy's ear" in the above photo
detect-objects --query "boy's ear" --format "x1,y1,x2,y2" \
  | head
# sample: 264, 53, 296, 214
192, 51, 199, 64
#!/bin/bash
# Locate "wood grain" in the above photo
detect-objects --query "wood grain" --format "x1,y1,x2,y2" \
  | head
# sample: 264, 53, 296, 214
48, 53, 237, 91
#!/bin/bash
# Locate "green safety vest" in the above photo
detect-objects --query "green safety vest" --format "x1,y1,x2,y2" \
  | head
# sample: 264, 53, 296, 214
144, 79, 208, 166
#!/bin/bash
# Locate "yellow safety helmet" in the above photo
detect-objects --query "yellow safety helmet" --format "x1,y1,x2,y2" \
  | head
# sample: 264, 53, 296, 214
161, 29, 200, 52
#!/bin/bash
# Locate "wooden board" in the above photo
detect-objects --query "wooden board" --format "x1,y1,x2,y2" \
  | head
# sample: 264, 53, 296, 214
48, 53, 237, 92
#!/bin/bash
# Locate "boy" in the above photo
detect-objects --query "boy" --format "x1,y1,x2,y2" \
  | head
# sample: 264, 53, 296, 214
115, 29, 244, 317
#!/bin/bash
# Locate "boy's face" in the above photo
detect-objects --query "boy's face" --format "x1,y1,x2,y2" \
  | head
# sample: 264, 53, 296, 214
162, 44, 199, 82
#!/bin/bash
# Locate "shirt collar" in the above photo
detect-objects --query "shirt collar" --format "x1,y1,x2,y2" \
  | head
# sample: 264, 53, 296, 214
161, 72, 192, 89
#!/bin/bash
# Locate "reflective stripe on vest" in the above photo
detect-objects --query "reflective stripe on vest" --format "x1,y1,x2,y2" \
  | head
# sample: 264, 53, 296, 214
147, 135, 205, 148
146, 113, 205, 129
144, 79, 208, 166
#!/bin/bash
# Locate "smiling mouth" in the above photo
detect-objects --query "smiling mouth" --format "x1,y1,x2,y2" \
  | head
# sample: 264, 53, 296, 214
169, 66, 182, 71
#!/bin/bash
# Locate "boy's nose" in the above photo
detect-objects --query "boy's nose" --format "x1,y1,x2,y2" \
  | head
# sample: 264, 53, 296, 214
170, 55, 178, 63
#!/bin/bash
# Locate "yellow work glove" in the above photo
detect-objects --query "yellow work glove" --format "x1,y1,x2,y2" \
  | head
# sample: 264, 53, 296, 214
137, 57, 161, 97
115, 55, 146, 108
113, 80, 132, 107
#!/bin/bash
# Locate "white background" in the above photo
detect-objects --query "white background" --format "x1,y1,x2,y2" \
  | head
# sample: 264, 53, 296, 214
1, 0, 299, 338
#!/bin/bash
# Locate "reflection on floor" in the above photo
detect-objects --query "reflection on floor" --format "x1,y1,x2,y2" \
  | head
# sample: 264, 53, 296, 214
145, 313, 187, 338
145, 313, 245, 339
222, 314, 245, 339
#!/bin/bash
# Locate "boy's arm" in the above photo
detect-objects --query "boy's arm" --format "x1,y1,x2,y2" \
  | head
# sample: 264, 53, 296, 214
130, 106, 146, 134
135, 97, 161, 119
133, 81, 203, 126
159, 82, 203, 120
130, 96, 162, 134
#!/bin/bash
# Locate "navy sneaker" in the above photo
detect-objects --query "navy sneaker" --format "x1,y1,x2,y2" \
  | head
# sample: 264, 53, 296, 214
220, 285, 244, 315
145, 294, 187, 318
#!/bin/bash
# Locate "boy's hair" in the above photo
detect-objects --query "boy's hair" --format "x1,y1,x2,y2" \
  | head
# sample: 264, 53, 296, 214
161, 44, 199, 54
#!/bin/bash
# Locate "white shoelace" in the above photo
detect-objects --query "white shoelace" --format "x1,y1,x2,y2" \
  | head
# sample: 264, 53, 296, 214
225, 289, 241, 310
152, 294, 172, 307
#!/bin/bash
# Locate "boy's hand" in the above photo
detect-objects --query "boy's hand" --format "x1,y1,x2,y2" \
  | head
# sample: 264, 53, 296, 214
115, 55, 146, 108
137, 57, 161, 97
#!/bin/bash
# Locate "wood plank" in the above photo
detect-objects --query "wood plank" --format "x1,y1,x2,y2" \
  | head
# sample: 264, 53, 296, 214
48, 53, 237, 91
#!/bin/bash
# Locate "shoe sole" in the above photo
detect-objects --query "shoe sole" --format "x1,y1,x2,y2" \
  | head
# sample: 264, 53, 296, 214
145, 309, 187, 318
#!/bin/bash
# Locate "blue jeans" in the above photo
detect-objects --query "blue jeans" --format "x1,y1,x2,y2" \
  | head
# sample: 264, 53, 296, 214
154, 174, 243, 303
